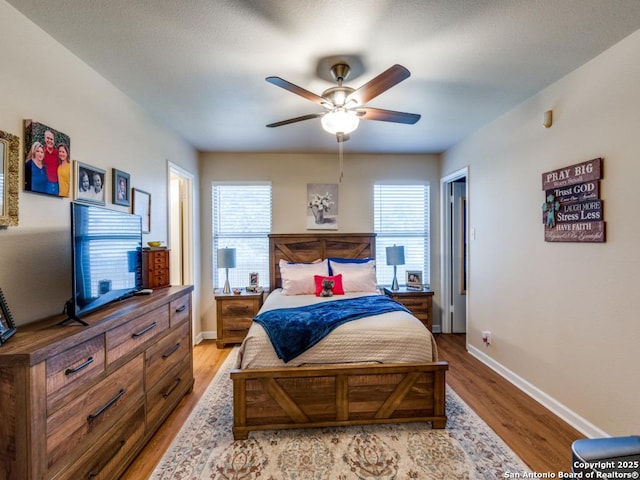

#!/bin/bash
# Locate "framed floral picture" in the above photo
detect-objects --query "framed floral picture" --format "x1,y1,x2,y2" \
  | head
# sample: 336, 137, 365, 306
75, 161, 106, 205
112, 168, 130, 206
307, 183, 338, 230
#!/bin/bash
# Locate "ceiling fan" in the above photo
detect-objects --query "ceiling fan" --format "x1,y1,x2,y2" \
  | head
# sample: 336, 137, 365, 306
266, 63, 421, 142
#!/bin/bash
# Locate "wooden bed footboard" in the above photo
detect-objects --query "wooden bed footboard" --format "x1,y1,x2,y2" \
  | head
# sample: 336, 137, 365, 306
231, 361, 448, 440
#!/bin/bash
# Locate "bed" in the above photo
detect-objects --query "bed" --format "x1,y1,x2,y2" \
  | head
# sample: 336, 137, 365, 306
230, 233, 448, 440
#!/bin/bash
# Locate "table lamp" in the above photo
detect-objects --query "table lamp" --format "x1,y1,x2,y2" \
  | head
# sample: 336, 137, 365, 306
217, 247, 236, 294
386, 245, 405, 291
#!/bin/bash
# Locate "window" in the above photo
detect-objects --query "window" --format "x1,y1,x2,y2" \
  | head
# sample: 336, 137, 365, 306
374, 184, 430, 286
212, 183, 272, 290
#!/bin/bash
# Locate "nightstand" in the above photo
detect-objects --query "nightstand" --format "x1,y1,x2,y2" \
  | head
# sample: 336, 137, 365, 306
215, 291, 264, 348
383, 286, 434, 332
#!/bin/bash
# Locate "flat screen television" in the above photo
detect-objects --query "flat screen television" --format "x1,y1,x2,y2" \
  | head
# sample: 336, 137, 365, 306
67, 202, 142, 323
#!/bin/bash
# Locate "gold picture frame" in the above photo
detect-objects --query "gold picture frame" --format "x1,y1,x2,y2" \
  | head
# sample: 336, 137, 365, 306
0, 129, 19, 226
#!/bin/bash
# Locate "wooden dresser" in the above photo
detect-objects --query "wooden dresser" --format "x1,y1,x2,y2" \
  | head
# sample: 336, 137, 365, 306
0, 285, 193, 480
215, 291, 263, 348
383, 286, 434, 331
142, 248, 171, 288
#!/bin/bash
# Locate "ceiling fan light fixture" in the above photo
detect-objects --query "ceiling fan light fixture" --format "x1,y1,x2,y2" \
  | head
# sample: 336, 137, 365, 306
321, 109, 360, 134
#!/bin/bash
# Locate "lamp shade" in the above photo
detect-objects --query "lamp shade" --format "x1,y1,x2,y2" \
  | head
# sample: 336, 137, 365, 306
386, 245, 405, 266
321, 109, 360, 134
217, 248, 236, 269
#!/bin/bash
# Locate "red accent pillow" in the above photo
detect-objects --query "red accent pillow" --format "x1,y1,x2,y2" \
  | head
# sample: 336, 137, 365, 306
314, 274, 345, 296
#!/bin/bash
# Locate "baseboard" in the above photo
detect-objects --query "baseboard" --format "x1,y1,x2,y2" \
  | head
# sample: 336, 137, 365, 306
194, 330, 217, 345
467, 344, 609, 439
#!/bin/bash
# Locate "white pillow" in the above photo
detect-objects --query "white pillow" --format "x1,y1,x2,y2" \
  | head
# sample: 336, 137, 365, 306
279, 259, 329, 295
328, 259, 378, 293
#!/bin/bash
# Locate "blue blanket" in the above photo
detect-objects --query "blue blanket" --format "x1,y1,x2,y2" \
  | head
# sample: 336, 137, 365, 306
253, 295, 410, 362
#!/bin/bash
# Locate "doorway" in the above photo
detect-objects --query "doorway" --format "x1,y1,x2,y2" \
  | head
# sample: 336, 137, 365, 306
440, 167, 468, 334
167, 161, 194, 287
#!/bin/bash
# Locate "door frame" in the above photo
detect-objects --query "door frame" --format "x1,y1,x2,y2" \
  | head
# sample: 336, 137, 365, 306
167, 161, 196, 337
440, 167, 469, 334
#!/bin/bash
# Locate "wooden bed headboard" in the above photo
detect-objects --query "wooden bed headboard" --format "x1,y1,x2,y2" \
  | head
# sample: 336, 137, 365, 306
269, 233, 376, 291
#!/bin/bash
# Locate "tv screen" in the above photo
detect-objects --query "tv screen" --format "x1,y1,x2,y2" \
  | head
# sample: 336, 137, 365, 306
69, 202, 142, 321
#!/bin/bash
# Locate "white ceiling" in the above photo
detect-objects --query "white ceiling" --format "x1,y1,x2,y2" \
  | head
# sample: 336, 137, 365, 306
7, 0, 640, 154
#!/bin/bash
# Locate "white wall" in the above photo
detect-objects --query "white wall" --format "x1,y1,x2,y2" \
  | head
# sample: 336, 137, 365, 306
198, 152, 441, 336
442, 29, 640, 436
0, 1, 198, 326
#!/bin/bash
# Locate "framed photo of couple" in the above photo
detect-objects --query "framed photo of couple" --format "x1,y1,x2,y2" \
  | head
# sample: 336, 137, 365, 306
112, 168, 131, 207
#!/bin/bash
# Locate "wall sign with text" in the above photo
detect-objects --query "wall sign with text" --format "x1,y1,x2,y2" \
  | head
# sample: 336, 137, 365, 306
541, 158, 605, 243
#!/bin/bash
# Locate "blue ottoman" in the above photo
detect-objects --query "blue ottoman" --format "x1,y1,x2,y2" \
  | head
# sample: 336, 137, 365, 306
572, 436, 640, 475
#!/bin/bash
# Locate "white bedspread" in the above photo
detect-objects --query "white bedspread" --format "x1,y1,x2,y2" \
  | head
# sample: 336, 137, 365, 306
236, 289, 438, 369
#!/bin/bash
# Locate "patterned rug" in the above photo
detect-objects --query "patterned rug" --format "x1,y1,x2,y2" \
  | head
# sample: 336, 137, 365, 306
151, 348, 531, 479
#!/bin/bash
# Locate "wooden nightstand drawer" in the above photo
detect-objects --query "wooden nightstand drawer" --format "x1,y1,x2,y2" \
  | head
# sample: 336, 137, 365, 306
383, 287, 434, 332
220, 299, 256, 318
396, 296, 429, 314
216, 292, 264, 348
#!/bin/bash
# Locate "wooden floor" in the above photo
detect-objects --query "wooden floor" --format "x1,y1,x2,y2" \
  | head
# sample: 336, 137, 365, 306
121, 334, 583, 479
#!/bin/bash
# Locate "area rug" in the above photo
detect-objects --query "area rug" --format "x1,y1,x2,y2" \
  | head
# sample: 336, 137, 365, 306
151, 348, 530, 479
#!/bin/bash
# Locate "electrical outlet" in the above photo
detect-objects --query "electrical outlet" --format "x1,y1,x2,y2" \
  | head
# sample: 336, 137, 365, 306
482, 331, 492, 346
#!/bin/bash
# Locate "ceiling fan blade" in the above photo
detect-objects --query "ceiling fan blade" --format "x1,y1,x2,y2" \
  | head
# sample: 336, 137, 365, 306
266, 76, 325, 105
346, 64, 411, 105
357, 107, 421, 124
266, 113, 322, 128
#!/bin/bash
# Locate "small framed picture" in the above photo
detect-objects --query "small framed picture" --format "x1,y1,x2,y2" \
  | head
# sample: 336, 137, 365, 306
132, 188, 151, 233
0, 288, 17, 345
112, 168, 130, 206
250, 272, 259, 287
75, 161, 106, 205
406, 270, 423, 290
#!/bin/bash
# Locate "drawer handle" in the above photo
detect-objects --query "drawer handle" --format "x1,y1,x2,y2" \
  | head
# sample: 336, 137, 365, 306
88, 439, 126, 478
162, 342, 181, 359
175, 305, 187, 313
65, 356, 94, 375
163, 377, 181, 398
131, 321, 158, 338
87, 389, 126, 421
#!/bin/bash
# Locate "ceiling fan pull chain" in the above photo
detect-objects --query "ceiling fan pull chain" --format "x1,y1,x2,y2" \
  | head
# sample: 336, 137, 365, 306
339, 141, 344, 183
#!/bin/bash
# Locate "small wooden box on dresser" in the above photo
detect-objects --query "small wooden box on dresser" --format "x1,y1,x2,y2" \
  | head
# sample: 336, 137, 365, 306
383, 286, 434, 332
215, 291, 264, 348
142, 248, 170, 289
0, 285, 194, 480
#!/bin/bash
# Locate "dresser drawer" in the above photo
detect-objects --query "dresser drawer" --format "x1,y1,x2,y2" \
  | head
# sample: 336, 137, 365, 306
170, 293, 191, 327
46, 354, 144, 476
146, 356, 193, 431
145, 321, 190, 389
106, 305, 169, 366
46, 335, 106, 410
58, 405, 145, 480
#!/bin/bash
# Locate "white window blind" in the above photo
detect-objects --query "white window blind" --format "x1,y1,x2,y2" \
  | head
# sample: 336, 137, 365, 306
374, 184, 430, 286
212, 183, 272, 290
